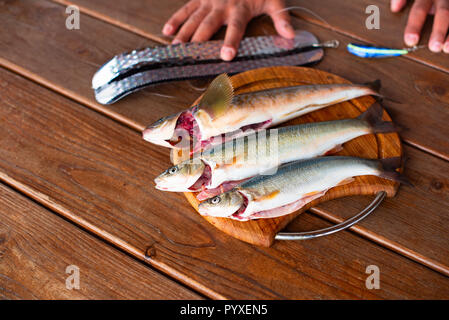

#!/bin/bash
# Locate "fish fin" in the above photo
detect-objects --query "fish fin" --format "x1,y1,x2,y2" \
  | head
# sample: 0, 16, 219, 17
324, 144, 344, 155
357, 103, 399, 134
378, 157, 413, 187
336, 177, 355, 187
363, 79, 382, 96
197, 74, 234, 119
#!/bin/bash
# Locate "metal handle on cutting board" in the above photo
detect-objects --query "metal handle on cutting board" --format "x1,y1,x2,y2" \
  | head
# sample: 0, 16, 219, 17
275, 191, 386, 241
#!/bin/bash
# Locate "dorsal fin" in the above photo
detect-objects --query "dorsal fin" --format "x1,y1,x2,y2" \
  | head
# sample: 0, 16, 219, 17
197, 74, 234, 119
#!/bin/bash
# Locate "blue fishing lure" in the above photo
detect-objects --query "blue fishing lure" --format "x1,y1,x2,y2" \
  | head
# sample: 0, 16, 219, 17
347, 43, 421, 58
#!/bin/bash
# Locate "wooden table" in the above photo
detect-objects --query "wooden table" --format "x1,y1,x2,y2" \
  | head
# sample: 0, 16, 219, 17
0, 0, 448, 299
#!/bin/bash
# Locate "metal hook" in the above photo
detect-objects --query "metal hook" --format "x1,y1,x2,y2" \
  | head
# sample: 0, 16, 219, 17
275, 191, 386, 241
312, 40, 340, 49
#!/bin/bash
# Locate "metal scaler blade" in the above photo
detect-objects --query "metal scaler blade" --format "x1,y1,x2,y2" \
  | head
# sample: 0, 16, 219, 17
93, 30, 337, 104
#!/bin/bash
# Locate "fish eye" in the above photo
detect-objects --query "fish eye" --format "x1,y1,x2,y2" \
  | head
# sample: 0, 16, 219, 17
210, 196, 221, 204
168, 167, 178, 174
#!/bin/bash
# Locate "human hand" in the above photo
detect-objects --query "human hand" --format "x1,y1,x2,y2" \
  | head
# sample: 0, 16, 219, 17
162, 0, 295, 61
391, 0, 449, 53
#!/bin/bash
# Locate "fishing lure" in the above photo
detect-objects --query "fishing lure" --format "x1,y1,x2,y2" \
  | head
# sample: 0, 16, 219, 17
347, 43, 423, 58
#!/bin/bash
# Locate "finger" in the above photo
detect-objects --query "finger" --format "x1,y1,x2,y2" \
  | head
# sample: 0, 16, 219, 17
221, 6, 250, 61
266, 0, 295, 38
444, 35, 449, 53
404, 0, 433, 46
173, 6, 210, 44
428, 0, 449, 52
390, 0, 407, 12
191, 10, 225, 42
163, 0, 200, 36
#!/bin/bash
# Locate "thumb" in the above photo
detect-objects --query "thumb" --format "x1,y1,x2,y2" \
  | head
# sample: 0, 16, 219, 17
266, 0, 295, 39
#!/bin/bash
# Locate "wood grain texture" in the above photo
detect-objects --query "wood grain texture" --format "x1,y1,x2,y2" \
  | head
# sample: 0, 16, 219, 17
173, 66, 402, 247
285, 0, 449, 74
36, 0, 447, 160
1, 0, 448, 276
1, 68, 448, 299
0, 184, 201, 300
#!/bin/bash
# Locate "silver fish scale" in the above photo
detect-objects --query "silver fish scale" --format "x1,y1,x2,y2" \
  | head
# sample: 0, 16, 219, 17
93, 30, 323, 104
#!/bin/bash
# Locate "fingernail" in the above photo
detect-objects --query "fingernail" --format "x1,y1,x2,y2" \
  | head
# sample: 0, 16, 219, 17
429, 41, 442, 53
162, 24, 173, 35
404, 33, 419, 46
443, 42, 449, 54
221, 46, 235, 61
172, 39, 182, 45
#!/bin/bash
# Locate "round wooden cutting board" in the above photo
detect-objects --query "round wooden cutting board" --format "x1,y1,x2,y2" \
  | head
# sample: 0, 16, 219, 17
172, 66, 402, 247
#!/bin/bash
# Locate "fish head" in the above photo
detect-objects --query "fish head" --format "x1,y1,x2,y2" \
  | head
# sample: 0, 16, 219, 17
142, 113, 181, 148
198, 190, 244, 217
154, 160, 205, 192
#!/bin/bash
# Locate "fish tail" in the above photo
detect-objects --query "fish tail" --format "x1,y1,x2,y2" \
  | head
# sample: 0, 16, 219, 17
378, 157, 413, 186
363, 79, 382, 96
358, 103, 398, 133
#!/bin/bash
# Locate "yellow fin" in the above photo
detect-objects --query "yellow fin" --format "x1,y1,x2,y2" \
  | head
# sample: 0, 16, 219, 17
197, 74, 234, 119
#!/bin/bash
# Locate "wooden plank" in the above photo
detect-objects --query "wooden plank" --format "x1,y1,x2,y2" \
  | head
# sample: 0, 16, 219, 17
1, 67, 448, 299
12, 0, 449, 274
0, 184, 202, 299
285, 0, 449, 74
1, 0, 448, 276
25, 0, 445, 160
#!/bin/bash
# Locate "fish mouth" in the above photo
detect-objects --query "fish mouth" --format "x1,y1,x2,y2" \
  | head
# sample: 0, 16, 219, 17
153, 178, 191, 192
